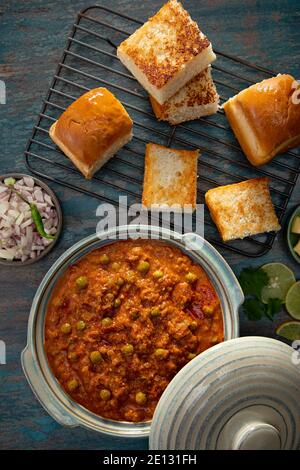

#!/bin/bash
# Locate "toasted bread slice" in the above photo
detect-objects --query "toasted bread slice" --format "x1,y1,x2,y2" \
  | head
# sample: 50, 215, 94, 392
117, 0, 216, 105
49, 88, 133, 179
150, 67, 219, 124
205, 177, 281, 241
223, 74, 300, 166
142, 143, 199, 210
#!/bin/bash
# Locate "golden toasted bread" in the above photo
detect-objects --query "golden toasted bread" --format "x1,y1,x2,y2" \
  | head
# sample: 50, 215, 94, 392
150, 67, 219, 124
117, 0, 216, 105
205, 177, 281, 241
142, 143, 199, 210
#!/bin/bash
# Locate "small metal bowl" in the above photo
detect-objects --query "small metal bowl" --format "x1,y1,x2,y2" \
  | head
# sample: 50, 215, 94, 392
0, 173, 63, 266
286, 205, 300, 264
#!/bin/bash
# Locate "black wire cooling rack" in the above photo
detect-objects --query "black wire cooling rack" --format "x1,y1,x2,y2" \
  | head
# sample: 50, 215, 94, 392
24, 4, 300, 257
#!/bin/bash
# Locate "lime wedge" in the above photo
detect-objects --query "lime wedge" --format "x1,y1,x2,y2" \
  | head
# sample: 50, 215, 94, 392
285, 281, 300, 320
276, 320, 300, 341
260, 263, 296, 304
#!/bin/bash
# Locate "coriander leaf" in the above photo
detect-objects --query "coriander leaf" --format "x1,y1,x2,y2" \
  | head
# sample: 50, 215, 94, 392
239, 267, 269, 298
242, 296, 282, 322
265, 298, 282, 320
242, 297, 265, 321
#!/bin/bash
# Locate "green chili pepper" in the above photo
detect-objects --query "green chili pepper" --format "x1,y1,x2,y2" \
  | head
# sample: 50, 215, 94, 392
30, 203, 55, 240
8, 183, 55, 240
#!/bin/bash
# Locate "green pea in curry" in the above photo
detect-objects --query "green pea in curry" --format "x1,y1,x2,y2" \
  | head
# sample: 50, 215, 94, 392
45, 240, 223, 422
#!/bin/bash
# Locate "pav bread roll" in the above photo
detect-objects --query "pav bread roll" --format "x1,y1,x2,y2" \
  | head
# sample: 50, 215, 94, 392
223, 74, 300, 166
49, 88, 133, 179
117, 0, 216, 105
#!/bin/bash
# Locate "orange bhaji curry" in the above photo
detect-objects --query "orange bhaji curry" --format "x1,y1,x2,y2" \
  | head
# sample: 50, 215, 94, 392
45, 240, 223, 422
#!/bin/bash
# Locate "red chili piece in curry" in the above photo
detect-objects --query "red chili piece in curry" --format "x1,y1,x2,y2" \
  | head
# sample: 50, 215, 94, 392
45, 240, 223, 422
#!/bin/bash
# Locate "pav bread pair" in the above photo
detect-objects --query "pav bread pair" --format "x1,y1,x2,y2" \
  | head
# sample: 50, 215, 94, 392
50, 88, 133, 179
117, 0, 217, 107
142, 145, 280, 242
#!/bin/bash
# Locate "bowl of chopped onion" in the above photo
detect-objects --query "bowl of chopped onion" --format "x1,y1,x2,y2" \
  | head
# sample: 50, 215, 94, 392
0, 173, 62, 265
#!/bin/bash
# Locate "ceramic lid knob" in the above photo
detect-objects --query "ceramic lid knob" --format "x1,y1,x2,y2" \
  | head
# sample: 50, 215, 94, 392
232, 422, 281, 450
217, 406, 283, 450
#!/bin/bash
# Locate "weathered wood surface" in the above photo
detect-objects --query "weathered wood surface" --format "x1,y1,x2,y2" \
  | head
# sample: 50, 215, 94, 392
0, 0, 300, 450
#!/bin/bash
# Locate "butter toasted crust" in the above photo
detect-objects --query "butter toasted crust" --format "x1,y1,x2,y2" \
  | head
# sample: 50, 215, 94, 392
118, 0, 211, 89
205, 177, 281, 241
150, 67, 219, 123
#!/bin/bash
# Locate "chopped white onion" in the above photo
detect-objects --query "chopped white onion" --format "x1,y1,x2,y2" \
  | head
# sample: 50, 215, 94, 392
0, 177, 58, 262
23, 177, 34, 188
8, 209, 19, 219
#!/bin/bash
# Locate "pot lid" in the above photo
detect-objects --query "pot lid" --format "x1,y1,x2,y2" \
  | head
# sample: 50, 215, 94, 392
149, 337, 300, 450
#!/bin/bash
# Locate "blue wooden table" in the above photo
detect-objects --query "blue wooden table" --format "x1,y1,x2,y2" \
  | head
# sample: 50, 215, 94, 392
0, 0, 300, 450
